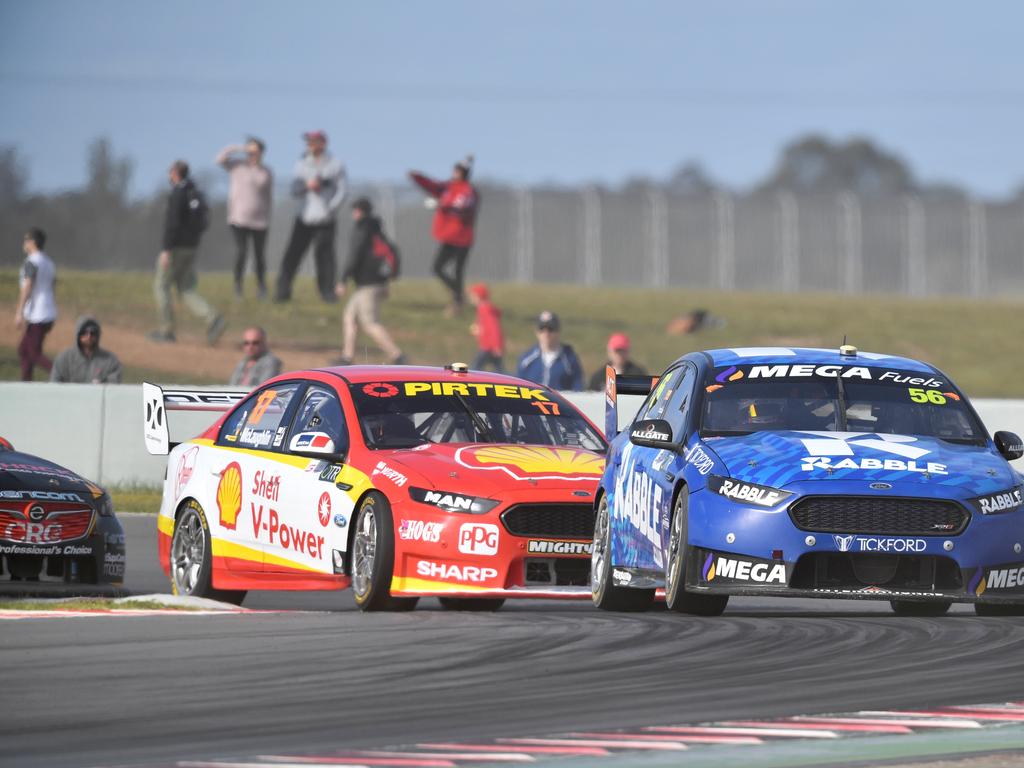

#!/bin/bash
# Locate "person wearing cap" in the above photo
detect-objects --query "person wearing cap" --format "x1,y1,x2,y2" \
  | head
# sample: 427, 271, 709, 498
516, 311, 584, 391
408, 155, 479, 317
274, 131, 347, 304
332, 197, 405, 366
587, 332, 647, 391
229, 326, 282, 387
468, 283, 504, 373
217, 137, 273, 300
51, 316, 122, 384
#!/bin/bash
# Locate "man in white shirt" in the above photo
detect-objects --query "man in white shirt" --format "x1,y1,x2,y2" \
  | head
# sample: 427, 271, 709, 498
14, 228, 57, 381
273, 131, 347, 304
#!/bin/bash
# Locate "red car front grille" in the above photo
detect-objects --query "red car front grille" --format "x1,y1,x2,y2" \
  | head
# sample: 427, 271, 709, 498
0, 505, 94, 544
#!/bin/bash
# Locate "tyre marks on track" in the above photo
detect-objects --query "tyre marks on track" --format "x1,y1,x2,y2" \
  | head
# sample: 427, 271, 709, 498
123, 702, 1024, 767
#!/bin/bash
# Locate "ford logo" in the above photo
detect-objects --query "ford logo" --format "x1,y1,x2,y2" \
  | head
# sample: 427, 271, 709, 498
869, 482, 892, 490
28, 505, 46, 521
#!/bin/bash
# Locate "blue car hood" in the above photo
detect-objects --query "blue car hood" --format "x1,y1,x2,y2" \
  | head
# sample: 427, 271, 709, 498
705, 430, 1015, 497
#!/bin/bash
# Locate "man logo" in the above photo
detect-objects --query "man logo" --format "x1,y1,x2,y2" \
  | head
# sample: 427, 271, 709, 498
834, 534, 855, 552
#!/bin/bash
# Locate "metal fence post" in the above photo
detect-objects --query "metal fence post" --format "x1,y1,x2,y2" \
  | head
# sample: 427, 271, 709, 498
967, 199, 988, 297
777, 192, 799, 291
376, 184, 396, 238
838, 193, 862, 294
904, 196, 926, 297
582, 187, 602, 285
646, 189, 669, 287
514, 187, 533, 283
714, 190, 735, 291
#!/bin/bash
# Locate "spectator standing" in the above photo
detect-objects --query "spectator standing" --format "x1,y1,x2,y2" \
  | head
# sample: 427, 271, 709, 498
229, 326, 282, 387
149, 160, 226, 345
14, 227, 57, 381
516, 311, 584, 391
587, 332, 646, 391
409, 155, 479, 316
333, 198, 405, 365
217, 137, 273, 300
467, 283, 504, 372
275, 131, 347, 303
51, 316, 122, 383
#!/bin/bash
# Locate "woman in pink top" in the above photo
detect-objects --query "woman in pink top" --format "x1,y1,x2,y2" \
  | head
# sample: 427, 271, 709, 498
217, 137, 273, 299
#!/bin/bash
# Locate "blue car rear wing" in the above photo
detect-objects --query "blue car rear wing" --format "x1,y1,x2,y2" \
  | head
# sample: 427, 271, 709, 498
604, 365, 659, 440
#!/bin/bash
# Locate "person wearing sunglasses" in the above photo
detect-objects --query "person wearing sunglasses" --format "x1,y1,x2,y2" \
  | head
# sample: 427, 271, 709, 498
229, 326, 282, 387
50, 316, 122, 384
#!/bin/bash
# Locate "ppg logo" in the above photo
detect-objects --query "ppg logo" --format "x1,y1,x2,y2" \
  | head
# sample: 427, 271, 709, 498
458, 523, 500, 556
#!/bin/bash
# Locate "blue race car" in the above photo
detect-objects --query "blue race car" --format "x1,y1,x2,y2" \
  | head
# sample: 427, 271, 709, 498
591, 345, 1024, 617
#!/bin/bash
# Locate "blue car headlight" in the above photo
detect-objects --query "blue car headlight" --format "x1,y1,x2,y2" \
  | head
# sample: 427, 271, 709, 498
970, 486, 1024, 515
706, 474, 793, 509
408, 486, 500, 514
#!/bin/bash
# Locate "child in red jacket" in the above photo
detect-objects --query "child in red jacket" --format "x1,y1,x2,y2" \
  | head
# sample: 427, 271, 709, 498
468, 283, 504, 373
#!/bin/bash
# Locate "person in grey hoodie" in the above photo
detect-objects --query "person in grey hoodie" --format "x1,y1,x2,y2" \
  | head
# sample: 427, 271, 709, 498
50, 316, 122, 384
274, 130, 347, 304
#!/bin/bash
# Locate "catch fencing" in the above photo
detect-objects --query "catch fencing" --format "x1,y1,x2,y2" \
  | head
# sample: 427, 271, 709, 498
382, 186, 1024, 297
4, 182, 1024, 298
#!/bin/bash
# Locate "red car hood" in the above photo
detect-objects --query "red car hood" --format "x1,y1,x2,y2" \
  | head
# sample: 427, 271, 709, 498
374, 443, 605, 495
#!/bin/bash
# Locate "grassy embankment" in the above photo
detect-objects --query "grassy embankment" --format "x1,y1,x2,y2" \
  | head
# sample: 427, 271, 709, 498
2, 269, 1022, 512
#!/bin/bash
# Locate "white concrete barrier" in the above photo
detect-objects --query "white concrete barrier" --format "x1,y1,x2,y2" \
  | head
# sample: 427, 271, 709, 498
1, 383, 1021, 486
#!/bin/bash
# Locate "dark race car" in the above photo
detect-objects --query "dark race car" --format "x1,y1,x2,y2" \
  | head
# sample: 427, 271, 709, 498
0, 436, 125, 587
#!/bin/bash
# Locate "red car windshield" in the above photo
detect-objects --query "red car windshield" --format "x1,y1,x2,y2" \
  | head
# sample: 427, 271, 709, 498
349, 380, 606, 452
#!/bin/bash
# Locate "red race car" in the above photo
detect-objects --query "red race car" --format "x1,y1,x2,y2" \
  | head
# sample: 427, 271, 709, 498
145, 364, 607, 610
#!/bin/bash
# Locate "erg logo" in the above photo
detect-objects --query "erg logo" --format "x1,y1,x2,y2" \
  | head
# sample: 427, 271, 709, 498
458, 522, 499, 556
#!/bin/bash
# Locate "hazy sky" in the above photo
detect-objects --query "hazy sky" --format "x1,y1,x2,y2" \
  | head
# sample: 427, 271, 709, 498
2, 0, 1023, 198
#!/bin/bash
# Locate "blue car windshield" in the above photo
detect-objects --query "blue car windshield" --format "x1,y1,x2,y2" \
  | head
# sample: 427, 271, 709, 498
701, 365, 985, 444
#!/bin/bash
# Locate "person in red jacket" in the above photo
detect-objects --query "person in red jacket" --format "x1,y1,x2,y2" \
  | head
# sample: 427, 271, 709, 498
467, 282, 504, 372
409, 155, 479, 316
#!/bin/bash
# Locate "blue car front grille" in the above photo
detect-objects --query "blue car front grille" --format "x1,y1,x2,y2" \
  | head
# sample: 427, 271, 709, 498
789, 496, 969, 536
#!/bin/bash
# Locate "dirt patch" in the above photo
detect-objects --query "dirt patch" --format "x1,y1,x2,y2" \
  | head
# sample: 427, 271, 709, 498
1, 310, 340, 383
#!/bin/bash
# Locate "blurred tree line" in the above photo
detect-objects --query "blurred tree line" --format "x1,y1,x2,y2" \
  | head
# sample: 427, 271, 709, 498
1, 134, 1017, 270
0, 138, 231, 270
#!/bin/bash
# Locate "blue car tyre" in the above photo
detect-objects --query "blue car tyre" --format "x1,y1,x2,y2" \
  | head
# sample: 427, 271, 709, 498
592, 494, 654, 611
666, 492, 728, 616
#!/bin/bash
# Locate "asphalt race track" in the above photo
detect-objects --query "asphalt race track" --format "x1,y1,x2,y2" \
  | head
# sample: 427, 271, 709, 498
4, 514, 1024, 768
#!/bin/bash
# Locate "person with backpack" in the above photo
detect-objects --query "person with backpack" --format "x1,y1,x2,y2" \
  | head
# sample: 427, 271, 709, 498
148, 160, 226, 345
332, 197, 405, 365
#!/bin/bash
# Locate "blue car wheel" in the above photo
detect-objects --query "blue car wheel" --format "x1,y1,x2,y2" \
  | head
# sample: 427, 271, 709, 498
666, 492, 728, 616
592, 494, 654, 612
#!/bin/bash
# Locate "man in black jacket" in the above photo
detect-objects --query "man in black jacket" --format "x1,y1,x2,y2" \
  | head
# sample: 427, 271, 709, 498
148, 160, 226, 345
332, 198, 404, 365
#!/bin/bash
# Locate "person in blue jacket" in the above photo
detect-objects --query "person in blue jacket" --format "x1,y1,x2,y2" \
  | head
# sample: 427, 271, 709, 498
516, 310, 584, 391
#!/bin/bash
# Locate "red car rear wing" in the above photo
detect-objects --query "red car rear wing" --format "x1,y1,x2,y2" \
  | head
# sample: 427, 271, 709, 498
142, 382, 246, 455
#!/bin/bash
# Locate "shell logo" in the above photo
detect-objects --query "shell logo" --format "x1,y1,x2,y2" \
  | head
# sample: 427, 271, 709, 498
217, 462, 243, 530
455, 445, 604, 482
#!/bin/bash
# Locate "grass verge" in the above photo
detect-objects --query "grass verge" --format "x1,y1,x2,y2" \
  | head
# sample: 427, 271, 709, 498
2, 270, 1023, 396
109, 484, 163, 514
0, 598, 197, 611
